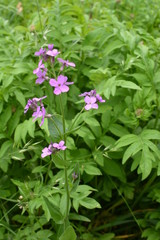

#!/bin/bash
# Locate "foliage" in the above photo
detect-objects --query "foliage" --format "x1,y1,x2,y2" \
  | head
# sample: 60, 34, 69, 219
1, 0, 160, 239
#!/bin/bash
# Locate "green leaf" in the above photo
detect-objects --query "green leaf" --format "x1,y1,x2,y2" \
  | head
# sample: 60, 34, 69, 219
59, 226, 77, 240
122, 141, 142, 164
109, 124, 129, 137
104, 39, 124, 55
79, 197, 101, 209
103, 158, 126, 182
14, 90, 26, 107
139, 146, 153, 180
43, 196, 64, 224
76, 126, 95, 140
116, 80, 141, 90
48, 116, 63, 140
69, 213, 90, 222
84, 165, 102, 175
115, 134, 138, 148
141, 129, 160, 140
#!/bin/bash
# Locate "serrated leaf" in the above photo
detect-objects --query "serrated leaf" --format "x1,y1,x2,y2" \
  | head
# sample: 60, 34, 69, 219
116, 134, 138, 148
122, 141, 142, 164
139, 146, 153, 180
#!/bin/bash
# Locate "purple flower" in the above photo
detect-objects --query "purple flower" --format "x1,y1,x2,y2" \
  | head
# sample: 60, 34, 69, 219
49, 75, 74, 95
48, 44, 54, 50
79, 89, 105, 110
46, 49, 60, 57
33, 60, 45, 75
57, 58, 76, 71
41, 147, 52, 158
84, 96, 98, 110
24, 96, 47, 126
53, 140, 67, 150
36, 70, 48, 84
41, 140, 67, 158
35, 48, 45, 56
96, 94, 105, 103
32, 105, 46, 126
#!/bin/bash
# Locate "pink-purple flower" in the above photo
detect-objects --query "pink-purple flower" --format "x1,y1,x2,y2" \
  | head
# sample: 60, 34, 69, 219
84, 96, 98, 110
33, 60, 45, 75
34, 44, 60, 62
41, 140, 67, 158
79, 89, 105, 110
35, 70, 48, 84
49, 75, 74, 95
24, 96, 47, 126
57, 58, 76, 71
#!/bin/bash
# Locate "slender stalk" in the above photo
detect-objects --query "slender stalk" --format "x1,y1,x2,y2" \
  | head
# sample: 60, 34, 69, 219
59, 94, 70, 229
108, 175, 143, 234
36, 0, 43, 37
69, 107, 84, 131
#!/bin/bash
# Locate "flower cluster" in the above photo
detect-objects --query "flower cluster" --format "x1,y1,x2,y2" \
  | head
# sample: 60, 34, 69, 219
24, 96, 47, 126
79, 89, 105, 110
25, 43, 106, 159
41, 140, 67, 158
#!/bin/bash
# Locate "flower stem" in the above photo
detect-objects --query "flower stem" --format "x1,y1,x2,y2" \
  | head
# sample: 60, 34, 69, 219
59, 94, 70, 229
69, 107, 85, 131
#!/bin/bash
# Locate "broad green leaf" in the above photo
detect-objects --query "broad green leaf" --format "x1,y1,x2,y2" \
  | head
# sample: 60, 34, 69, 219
109, 123, 129, 137
84, 165, 102, 175
59, 226, 77, 240
43, 196, 64, 224
104, 39, 125, 56
48, 116, 63, 140
15, 90, 26, 107
76, 126, 95, 140
79, 197, 101, 209
116, 80, 141, 90
103, 158, 126, 182
0, 140, 12, 158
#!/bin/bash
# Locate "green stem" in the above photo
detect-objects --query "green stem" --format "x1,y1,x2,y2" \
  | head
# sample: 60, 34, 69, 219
108, 175, 143, 234
36, 0, 43, 37
59, 95, 70, 229
132, 171, 157, 208
69, 107, 85, 131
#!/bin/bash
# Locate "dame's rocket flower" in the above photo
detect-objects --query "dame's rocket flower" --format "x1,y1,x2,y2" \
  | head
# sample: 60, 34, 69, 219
41, 140, 67, 158
57, 58, 75, 71
24, 96, 47, 126
79, 89, 105, 110
49, 75, 74, 95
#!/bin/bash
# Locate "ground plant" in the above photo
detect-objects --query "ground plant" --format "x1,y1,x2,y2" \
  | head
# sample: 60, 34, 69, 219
1, 0, 160, 239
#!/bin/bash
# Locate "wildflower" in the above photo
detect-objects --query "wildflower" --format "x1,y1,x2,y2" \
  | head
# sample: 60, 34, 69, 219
35, 70, 48, 84
79, 89, 105, 110
24, 96, 47, 126
33, 59, 45, 75
49, 75, 74, 95
57, 58, 76, 71
35, 48, 46, 57
84, 96, 98, 110
41, 140, 67, 158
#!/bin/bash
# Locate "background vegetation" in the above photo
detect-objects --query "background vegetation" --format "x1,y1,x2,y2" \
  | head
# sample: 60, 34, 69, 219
1, 0, 160, 239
